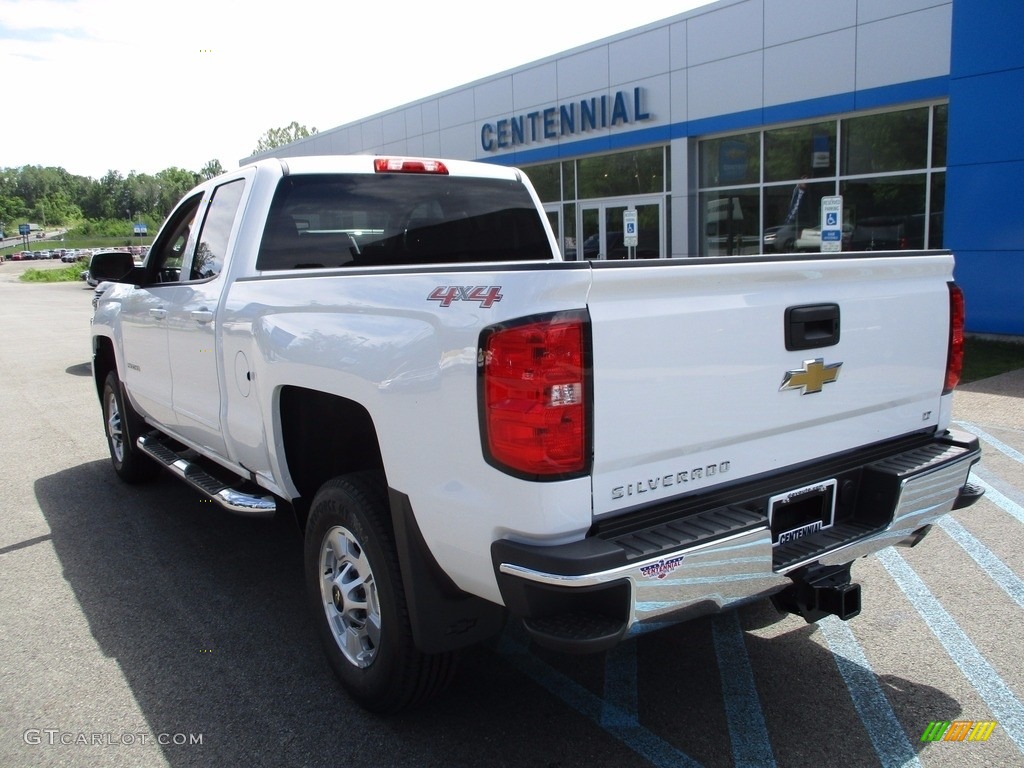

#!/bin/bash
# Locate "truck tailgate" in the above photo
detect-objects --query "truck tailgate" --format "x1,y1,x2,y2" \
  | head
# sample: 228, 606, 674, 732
587, 252, 954, 518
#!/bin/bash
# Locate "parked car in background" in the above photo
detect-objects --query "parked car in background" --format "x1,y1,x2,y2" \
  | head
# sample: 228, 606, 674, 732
849, 216, 910, 251
580, 230, 660, 260
762, 223, 799, 253
795, 223, 853, 252
849, 213, 943, 252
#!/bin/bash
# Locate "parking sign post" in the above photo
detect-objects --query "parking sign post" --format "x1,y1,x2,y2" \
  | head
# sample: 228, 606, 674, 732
623, 209, 638, 260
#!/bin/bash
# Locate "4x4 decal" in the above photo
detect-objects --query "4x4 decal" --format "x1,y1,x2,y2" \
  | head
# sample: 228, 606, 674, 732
428, 286, 503, 308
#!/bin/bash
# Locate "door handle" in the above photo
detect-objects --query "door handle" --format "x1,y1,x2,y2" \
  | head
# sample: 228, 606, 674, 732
149, 308, 167, 320
190, 309, 215, 324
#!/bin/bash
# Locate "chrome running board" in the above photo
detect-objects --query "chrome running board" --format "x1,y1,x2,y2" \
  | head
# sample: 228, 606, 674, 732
138, 433, 277, 517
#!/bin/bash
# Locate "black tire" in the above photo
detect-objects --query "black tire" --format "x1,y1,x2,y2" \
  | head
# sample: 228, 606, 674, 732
304, 472, 458, 713
101, 370, 159, 484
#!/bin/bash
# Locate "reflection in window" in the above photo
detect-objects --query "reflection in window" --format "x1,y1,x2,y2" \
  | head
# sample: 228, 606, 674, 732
562, 161, 576, 200
698, 103, 947, 256
147, 193, 202, 277
842, 175, 926, 250
190, 179, 245, 280
699, 189, 760, 256
932, 104, 948, 168
930, 173, 945, 248
763, 180, 834, 253
700, 133, 759, 187
562, 203, 577, 259
577, 148, 665, 198
527, 162, 561, 203
764, 122, 836, 182
841, 108, 929, 175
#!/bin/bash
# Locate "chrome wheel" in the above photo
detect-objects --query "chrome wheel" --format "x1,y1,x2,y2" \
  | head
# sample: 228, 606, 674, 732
305, 473, 459, 712
101, 370, 159, 484
105, 388, 125, 463
319, 524, 382, 668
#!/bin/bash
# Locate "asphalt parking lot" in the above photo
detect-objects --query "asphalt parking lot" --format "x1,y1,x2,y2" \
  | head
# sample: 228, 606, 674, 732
1, 274, 1022, 768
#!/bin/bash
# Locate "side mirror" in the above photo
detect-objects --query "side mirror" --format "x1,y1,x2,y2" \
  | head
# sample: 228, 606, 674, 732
89, 251, 139, 284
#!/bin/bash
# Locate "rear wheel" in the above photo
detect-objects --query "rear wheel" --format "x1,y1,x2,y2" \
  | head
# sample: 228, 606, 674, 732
304, 472, 458, 713
101, 370, 159, 484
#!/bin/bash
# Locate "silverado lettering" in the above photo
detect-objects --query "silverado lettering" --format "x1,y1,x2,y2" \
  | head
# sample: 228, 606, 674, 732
611, 461, 732, 499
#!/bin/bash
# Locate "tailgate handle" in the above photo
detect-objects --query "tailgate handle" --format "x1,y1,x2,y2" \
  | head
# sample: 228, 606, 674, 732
785, 304, 840, 350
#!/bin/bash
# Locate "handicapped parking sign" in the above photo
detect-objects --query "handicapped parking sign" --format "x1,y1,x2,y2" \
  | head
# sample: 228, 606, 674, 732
623, 210, 638, 248
819, 196, 843, 253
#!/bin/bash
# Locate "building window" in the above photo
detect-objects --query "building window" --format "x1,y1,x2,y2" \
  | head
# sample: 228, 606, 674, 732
765, 122, 836, 182
527, 162, 562, 203
700, 133, 760, 187
524, 147, 669, 261
697, 104, 947, 256
577, 148, 666, 198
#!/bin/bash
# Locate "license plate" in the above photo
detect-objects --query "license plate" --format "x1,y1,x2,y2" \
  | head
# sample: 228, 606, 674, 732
769, 479, 837, 546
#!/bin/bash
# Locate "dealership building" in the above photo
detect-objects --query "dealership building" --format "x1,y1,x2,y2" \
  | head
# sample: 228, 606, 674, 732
245, 0, 1022, 335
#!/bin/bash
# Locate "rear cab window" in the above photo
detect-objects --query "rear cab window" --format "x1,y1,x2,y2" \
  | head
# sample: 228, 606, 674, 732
256, 173, 555, 271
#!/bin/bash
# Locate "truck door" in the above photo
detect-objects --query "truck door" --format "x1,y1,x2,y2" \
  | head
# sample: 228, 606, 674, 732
165, 178, 247, 458
118, 193, 203, 427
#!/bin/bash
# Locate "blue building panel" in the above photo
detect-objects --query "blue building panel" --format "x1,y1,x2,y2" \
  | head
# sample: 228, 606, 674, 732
948, 68, 1024, 166
950, 0, 1024, 77
947, 162, 1024, 253
954, 251, 1024, 335
946, 0, 1024, 334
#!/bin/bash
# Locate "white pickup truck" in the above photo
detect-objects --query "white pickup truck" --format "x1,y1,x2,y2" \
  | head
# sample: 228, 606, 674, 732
90, 155, 982, 713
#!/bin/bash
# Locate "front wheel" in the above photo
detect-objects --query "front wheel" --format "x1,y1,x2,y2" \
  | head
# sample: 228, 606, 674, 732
304, 472, 457, 713
101, 370, 159, 484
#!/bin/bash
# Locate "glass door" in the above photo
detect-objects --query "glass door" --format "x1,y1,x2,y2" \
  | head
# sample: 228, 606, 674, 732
579, 198, 664, 260
543, 204, 562, 258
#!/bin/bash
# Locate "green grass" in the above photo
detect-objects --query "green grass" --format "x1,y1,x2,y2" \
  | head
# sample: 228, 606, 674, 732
19, 264, 88, 283
962, 336, 1024, 383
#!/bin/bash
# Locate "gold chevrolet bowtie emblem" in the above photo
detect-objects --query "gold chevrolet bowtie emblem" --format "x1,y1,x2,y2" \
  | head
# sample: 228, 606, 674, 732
780, 358, 842, 394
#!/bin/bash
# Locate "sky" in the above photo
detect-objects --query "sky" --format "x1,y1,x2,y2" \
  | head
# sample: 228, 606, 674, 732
1, 0, 715, 180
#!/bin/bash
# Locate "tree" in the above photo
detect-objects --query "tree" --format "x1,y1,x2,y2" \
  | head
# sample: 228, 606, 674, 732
154, 168, 200, 216
200, 159, 224, 180
251, 121, 318, 155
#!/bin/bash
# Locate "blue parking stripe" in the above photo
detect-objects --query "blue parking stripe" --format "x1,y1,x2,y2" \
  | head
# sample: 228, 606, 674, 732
957, 421, 1024, 465
876, 548, 1024, 754
602, 641, 639, 727
498, 631, 704, 768
711, 611, 776, 768
818, 617, 922, 768
938, 516, 1024, 610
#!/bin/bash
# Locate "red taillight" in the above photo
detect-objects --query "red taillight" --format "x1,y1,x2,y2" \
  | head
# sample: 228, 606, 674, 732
944, 282, 965, 394
480, 312, 590, 478
373, 157, 449, 174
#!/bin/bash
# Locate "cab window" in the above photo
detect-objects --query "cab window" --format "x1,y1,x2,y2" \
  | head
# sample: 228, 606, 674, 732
184, 179, 246, 281
146, 193, 202, 283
